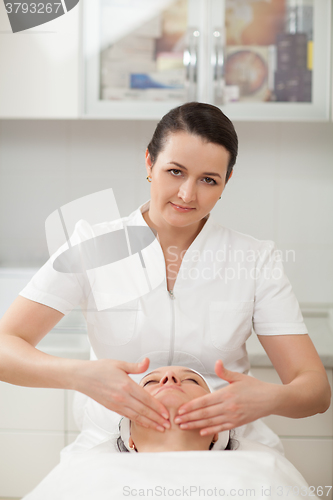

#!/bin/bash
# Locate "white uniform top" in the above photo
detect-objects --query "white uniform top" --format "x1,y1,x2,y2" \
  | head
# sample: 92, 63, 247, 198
19, 199, 308, 455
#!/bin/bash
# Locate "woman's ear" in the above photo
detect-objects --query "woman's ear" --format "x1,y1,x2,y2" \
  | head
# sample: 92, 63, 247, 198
128, 436, 135, 450
145, 149, 152, 177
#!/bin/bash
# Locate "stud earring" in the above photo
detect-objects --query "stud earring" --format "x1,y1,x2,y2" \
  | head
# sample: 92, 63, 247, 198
219, 196, 221, 200
146, 176, 152, 182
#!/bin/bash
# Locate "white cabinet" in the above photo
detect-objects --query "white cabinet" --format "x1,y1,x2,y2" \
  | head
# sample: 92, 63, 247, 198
251, 367, 333, 499
0, 383, 79, 498
83, 0, 332, 120
0, 432, 65, 498
1, 1, 331, 120
0, 1, 80, 118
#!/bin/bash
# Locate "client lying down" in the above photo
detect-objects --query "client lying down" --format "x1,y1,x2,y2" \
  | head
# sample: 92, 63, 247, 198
116, 365, 234, 453
23, 366, 319, 500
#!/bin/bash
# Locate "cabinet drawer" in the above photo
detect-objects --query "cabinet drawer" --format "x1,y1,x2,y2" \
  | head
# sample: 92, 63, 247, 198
281, 438, 333, 500
0, 431, 65, 498
0, 383, 65, 431
251, 368, 333, 437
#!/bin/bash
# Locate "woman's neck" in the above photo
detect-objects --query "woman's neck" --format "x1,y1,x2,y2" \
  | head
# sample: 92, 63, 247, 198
142, 207, 207, 254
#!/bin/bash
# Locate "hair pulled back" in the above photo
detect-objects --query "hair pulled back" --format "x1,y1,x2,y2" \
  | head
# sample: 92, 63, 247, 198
147, 102, 238, 183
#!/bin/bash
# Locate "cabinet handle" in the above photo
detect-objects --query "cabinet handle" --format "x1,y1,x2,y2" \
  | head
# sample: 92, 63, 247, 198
184, 29, 200, 101
211, 29, 225, 105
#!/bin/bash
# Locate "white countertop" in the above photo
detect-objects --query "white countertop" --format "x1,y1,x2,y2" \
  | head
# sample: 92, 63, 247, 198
247, 311, 333, 368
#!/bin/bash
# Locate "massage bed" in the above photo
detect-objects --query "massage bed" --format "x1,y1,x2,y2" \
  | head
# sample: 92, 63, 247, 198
23, 437, 319, 500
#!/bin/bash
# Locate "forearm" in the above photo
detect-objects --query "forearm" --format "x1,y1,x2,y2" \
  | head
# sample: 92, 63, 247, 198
271, 370, 331, 418
0, 333, 86, 390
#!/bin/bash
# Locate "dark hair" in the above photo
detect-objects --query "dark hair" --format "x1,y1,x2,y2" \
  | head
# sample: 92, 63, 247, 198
116, 430, 238, 453
147, 102, 238, 183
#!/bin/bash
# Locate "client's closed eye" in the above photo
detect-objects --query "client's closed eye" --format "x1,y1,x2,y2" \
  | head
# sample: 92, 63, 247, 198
182, 378, 200, 384
143, 379, 158, 387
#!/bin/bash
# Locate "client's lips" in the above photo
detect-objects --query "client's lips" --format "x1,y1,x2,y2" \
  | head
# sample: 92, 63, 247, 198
155, 385, 184, 396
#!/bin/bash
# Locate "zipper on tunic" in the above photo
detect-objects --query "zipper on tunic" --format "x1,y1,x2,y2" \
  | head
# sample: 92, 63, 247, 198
167, 289, 175, 365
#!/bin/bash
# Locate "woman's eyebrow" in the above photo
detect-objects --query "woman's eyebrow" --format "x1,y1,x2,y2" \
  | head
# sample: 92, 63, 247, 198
167, 161, 222, 179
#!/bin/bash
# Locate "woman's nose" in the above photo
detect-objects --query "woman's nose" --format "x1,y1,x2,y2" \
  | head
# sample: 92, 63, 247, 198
178, 179, 196, 203
160, 371, 181, 386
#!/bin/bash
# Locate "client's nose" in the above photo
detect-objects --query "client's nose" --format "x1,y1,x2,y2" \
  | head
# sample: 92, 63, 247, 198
160, 371, 181, 386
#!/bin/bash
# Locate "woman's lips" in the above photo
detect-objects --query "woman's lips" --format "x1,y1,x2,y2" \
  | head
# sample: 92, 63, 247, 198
154, 385, 184, 396
170, 202, 195, 212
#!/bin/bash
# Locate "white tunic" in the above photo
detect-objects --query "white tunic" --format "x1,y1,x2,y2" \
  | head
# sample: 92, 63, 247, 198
19, 199, 308, 455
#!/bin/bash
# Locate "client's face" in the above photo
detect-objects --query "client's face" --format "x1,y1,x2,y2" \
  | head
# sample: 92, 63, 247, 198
129, 366, 218, 453
140, 366, 210, 407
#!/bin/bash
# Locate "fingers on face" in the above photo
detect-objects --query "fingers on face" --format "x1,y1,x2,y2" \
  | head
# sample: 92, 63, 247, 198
124, 390, 170, 428
179, 414, 223, 430
123, 406, 166, 432
178, 394, 214, 415
133, 384, 169, 420
177, 401, 222, 421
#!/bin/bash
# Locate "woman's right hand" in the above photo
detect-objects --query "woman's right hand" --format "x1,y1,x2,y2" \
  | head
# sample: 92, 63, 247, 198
73, 357, 170, 432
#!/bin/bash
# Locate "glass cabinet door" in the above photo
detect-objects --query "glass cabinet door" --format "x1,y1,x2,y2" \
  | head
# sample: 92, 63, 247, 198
83, 0, 331, 120
211, 0, 331, 120
84, 0, 203, 118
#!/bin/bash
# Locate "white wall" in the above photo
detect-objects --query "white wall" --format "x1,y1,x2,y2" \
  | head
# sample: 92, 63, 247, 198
0, 119, 332, 304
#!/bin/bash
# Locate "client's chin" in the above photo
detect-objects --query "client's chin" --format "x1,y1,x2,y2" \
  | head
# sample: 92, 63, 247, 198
130, 396, 217, 453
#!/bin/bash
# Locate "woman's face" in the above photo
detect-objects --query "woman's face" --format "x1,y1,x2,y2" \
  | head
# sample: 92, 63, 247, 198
139, 366, 210, 408
145, 132, 230, 228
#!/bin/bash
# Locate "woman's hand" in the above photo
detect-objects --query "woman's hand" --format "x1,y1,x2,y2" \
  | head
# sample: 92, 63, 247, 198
174, 360, 279, 435
74, 357, 170, 432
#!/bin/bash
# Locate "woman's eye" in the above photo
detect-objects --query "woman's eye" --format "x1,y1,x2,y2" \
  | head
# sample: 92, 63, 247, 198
143, 380, 158, 387
203, 177, 216, 185
182, 378, 199, 384
169, 169, 182, 176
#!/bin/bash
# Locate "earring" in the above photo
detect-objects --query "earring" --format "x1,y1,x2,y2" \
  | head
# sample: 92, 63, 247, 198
219, 196, 221, 200
129, 442, 137, 451
146, 176, 152, 182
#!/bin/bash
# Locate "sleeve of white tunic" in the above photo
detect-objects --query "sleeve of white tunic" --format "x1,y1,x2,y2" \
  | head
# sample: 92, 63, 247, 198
252, 240, 307, 336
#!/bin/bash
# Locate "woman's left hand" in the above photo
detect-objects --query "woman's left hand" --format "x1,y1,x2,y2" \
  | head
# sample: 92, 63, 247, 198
174, 360, 278, 435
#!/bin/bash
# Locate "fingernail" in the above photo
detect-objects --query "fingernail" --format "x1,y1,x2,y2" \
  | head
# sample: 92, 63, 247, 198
163, 422, 171, 429
162, 413, 169, 419
180, 424, 188, 429
178, 409, 185, 415
200, 430, 208, 436
156, 425, 165, 432
174, 417, 181, 424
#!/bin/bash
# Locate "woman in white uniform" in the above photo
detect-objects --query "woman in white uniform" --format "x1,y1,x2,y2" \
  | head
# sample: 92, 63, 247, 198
0, 102, 330, 457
